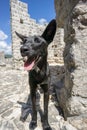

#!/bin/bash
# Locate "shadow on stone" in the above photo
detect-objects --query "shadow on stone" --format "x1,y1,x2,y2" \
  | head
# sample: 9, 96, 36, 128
17, 91, 45, 129
17, 91, 43, 121
17, 96, 32, 122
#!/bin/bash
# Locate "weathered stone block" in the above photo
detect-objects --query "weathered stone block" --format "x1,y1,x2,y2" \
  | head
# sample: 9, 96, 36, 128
54, 0, 87, 118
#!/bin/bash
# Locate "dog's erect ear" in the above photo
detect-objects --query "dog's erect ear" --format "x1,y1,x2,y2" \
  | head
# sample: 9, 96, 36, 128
41, 19, 56, 44
15, 31, 27, 41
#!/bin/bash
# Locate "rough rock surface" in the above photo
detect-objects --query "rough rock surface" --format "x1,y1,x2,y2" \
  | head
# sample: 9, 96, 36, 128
0, 52, 6, 66
54, 0, 87, 129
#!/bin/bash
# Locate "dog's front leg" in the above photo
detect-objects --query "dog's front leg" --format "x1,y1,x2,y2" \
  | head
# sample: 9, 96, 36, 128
29, 80, 37, 129
41, 84, 52, 130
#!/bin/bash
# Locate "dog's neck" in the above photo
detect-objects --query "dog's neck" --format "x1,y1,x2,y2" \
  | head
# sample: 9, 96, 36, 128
34, 54, 47, 73
29, 54, 48, 84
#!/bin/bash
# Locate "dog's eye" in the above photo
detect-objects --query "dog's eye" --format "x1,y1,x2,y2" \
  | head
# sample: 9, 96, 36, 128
34, 37, 40, 43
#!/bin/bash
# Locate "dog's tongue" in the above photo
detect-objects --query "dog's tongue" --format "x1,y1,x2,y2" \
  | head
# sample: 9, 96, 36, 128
24, 61, 35, 71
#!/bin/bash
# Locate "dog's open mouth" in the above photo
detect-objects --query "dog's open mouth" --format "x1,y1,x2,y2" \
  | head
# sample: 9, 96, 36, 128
23, 56, 40, 71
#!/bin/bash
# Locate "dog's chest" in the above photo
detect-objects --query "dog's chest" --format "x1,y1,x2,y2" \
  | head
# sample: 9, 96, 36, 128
29, 63, 50, 84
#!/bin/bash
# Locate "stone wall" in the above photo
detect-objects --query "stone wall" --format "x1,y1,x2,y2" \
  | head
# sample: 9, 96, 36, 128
54, 0, 87, 118
0, 51, 5, 66
10, 0, 64, 68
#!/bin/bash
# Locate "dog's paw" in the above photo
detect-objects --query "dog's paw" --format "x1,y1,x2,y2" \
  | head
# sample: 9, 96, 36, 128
29, 121, 37, 129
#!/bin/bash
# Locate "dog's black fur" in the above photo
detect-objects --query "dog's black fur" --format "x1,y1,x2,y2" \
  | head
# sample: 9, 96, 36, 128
16, 19, 56, 130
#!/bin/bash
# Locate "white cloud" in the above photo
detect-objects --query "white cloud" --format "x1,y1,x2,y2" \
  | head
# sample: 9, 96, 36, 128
38, 18, 48, 25
0, 30, 11, 54
0, 30, 8, 40
0, 41, 12, 54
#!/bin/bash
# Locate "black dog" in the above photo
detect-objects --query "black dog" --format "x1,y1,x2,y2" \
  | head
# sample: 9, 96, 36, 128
16, 19, 56, 130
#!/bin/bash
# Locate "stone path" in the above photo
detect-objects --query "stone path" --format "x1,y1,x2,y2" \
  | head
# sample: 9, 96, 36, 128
0, 67, 87, 130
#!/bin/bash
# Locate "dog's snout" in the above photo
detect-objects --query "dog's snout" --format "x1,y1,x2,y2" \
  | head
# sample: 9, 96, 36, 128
20, 46, 28, 53
20, 46, 29, 57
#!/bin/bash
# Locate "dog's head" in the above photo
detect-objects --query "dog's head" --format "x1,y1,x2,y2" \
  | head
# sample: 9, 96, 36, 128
15, 19, 56, 71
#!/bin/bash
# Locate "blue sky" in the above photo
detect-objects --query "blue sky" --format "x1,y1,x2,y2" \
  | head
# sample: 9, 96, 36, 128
0, 0, 55, 54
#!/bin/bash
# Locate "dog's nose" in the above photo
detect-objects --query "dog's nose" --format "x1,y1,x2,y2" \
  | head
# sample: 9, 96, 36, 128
20, 46, 29, 54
